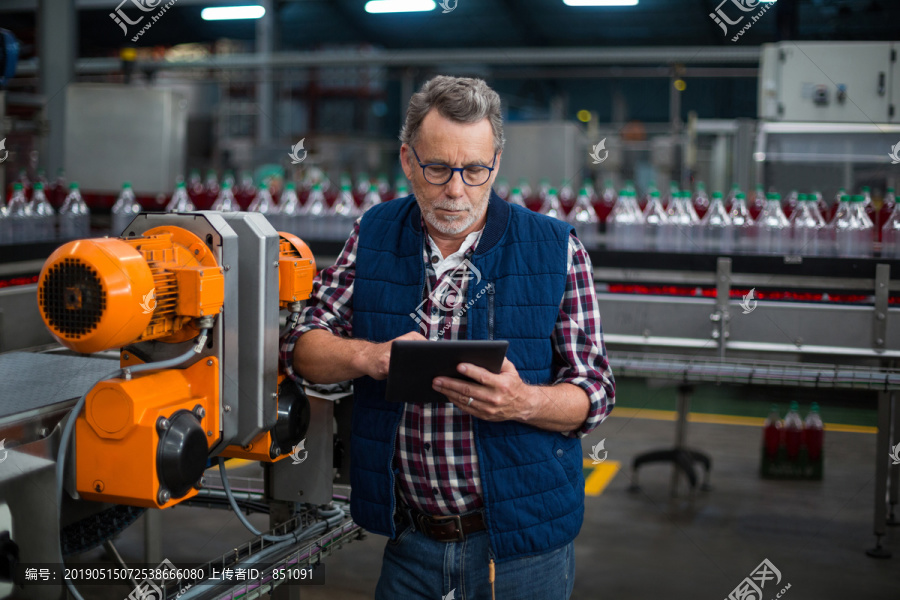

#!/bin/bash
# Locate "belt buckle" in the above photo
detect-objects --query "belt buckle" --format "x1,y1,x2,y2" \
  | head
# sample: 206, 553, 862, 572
430, 514, 465, 542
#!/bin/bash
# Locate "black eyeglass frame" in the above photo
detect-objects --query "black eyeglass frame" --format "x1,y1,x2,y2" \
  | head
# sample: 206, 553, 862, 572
410, 146, 498, 187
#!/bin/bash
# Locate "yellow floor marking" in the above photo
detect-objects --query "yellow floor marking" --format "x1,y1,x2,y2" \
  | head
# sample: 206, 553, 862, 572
583, 460, 621, 496
608, 407, 876, 434
210, 458, 254, 470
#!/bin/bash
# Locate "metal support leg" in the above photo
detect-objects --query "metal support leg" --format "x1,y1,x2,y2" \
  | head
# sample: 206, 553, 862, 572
867, 391, 893, 558
628, 385, 712, 497
144, 509, 163, 564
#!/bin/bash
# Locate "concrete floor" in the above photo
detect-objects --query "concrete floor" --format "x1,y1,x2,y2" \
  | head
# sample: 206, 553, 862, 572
67, 406, 900, 600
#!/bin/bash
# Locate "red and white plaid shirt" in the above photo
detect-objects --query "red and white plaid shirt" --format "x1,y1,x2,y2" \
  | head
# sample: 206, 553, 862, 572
280, 216, 615, 516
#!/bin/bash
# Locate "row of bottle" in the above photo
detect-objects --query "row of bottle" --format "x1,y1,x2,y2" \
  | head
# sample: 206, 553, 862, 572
539, 180, 900, 257
761, 401, 824, 480
112, 177, 409, 241
0, 181, 89, 244
762, 401, 824, 462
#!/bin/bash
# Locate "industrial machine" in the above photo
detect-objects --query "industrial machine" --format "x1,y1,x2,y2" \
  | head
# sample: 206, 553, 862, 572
0, 212, 366, 600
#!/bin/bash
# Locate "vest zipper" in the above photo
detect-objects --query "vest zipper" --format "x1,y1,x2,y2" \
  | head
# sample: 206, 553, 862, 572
487, 283, 495, 340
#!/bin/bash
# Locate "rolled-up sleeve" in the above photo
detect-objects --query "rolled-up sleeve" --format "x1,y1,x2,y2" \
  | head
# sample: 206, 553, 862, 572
552, 233, 615, 438
278, 220, 360, 386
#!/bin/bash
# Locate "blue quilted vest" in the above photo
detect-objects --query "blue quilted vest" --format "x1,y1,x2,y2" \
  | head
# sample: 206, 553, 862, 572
350, 191, 585, 561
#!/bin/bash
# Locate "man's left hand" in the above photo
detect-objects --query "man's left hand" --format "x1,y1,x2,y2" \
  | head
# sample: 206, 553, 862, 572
432, 358, 540, 422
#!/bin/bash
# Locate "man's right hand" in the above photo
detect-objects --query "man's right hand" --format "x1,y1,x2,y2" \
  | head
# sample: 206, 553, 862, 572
355, 331, 427, 380
295, 329, 427, 384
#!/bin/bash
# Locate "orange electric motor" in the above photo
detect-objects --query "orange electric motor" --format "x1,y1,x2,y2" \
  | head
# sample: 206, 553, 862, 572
38, 226, 224, 353
38, 226, 225, 508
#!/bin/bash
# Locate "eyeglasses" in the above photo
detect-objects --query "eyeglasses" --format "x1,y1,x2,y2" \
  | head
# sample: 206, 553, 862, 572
410, 146, 497, 187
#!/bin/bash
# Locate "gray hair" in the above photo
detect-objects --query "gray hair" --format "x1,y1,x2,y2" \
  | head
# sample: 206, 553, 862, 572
400, 76, 505, 154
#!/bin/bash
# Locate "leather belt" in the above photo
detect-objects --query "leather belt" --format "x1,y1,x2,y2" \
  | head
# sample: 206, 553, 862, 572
398, 502, 486, 542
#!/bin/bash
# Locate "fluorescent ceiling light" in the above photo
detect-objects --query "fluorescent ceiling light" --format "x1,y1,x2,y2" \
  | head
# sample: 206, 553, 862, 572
365, 0, 436, 14
201, 5, 266, 20
563, 0, 638, 5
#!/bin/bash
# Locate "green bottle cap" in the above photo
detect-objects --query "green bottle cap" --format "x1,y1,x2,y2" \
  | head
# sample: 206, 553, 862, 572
789, 400, 799, 411
69, 182, 79, 189
712, 191, 723, 199
12, 183, 22, 191
285, 182, 296, 190
766, 192, 780, 201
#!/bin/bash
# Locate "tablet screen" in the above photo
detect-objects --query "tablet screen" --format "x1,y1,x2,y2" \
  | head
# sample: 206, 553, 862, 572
385, 340, 509, 403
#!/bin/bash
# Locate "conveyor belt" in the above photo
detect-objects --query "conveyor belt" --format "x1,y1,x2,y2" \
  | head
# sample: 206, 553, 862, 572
0, 351, 120, 420
611, 352, 900, 390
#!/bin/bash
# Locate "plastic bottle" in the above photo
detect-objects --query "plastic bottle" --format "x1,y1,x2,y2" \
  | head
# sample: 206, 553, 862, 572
693, 181, 710, 219
812, 190, 828, 223
203, 170, 220, 210
507, 187, 527, 208
877, 187, 896, 243
211, 181, 239, 212
394, 181, 409, 200
803, 402, 824, 462
608, 189, 644, 250
354, 172, 370, 206
595, 179, 617, 228
248, 182, 277, 228
559, 182, 576, 212
701, 191, 733, 254
851, 195, 874, 257
377, 174, 392, 201
783, 401, 804, 461
276, 182, 301, 235
58, 182, 90, 239
790, 194, 827, 256
328, 183, 361, 240
642, 189, 670, 251
666, 191, 700, 253
299, 183, 327, 239
111, 182, 141, 236
7, 183, 36, 243
763, 404, 782, 461
783, 190, 799, 220
749, 184, 767, 221
166, 181, 195, 212
729, 192, 756, 254
517, 178, 532, 203
757, 193, 790, 255
860, 185, 877, 227
235, 172, 256, 210
49, 169, 67, 209
28, 182, 57, 241
567, 186, 599, 248
882, 199, 900, 259
829, 188, 846, 224
540, 187, 564, 220
725, 183, 741, 211
186, 168, 204, 207
360, 183, 382, 214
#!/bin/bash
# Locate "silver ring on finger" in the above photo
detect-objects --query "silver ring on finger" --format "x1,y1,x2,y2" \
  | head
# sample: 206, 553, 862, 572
467, 396, 474, 407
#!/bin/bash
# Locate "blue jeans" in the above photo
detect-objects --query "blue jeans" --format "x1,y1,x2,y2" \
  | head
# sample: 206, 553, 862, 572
375, 526, 575, 600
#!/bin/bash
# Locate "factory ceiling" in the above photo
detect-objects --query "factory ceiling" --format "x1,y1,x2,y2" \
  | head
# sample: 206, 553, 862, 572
1, 0, 898, 59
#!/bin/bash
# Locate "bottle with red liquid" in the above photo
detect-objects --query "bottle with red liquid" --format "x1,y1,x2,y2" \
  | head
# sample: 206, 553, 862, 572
595, 179, 617, 229
749, 184, 767, 221
762, 404, 783, 461
877, 187, 896, 243
693, 181, 710, 219
203, 170, 220, 210
803, 402, 824, 463
187, 169, 205, 208
783, 401, 804, 461
783, 190, 799, 220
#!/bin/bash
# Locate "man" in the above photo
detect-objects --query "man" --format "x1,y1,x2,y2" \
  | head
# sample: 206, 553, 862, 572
280, 76, 615, 599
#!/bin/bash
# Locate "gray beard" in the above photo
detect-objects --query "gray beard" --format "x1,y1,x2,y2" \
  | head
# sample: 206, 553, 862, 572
412, 180, 491, 235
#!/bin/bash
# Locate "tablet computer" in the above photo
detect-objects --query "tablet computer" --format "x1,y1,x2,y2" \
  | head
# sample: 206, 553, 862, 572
385, 340, 509, 403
